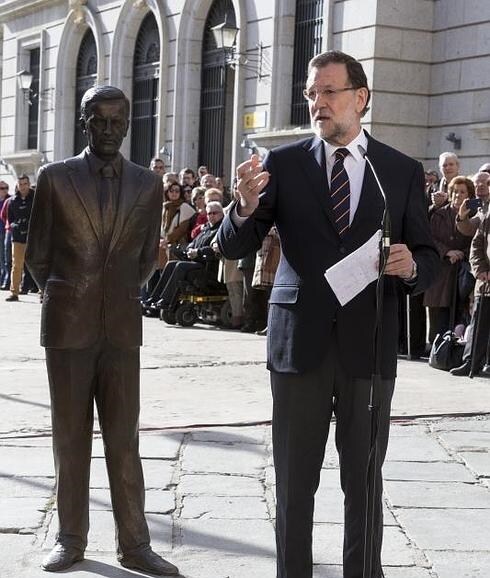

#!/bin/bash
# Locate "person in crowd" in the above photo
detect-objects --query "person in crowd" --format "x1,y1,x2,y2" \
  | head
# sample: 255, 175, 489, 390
478, 162, 490, 174
189, 187, 207, 239
218, 50, 438, 578
179, 167, 196, 188
251, 225, 281, 335
160, 182, 195, 260
456, 171, 490, 238
162, 172, 179, 187
25, 85, 178, 575
424, 169, 439, 201
451, 173, 490, 376
438, 151, 460, 193
197, 165, 208, 180
182, 184, 193, 204
200, 173, 217, 190
144, 201, 224, 311
424, 176, 475, 343
149, 157, 165, 176
204, 187, 223, 204
6, 174, 35, 302
0, 181, 11, 290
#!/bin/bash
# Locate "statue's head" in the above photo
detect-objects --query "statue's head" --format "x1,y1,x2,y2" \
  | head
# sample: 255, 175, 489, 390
80, 85, 130, 160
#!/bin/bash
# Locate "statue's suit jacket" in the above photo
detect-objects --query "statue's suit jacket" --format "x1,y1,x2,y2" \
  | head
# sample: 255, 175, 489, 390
218, 132, 440, 379
26, 149, 163, 349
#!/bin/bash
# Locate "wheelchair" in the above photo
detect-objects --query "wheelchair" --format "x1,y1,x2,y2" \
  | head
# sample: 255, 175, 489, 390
159, 267, 232, 328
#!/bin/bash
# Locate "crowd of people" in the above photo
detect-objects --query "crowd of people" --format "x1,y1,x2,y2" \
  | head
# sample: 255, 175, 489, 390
1, 151, 488, 375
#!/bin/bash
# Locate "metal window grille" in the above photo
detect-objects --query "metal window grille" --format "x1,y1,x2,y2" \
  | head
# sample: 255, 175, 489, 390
130, 12, 160, 168
290, 0, 324, 126
198, 0, 235, 178
74, 29, 97, 155
27, 48, 40, 150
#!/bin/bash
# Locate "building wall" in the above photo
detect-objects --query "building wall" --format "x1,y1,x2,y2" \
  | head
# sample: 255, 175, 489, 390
0, 0, 488, 186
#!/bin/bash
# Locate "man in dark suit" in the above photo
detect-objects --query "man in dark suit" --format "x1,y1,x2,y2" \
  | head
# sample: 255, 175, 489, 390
25, 86, 178, 576
218, 51, 439, 578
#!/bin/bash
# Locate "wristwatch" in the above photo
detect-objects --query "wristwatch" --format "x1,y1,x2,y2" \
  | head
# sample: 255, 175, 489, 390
405, 260, 418, 281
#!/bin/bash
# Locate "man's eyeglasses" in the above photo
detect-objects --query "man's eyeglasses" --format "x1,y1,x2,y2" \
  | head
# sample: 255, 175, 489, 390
0, 186, 8, 190
207, 211, 221, 215
303, 86, 356, 102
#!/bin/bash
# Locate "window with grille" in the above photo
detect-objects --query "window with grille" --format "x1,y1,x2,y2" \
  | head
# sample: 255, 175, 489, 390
198, 0, 235, 178
27, 48, 40, 150
290, 0, 324, 126
130, 12, 160, 168
74, 29, 97, 155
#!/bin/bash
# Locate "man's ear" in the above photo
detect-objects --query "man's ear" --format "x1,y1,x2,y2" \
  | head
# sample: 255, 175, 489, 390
80, 117, 87, 134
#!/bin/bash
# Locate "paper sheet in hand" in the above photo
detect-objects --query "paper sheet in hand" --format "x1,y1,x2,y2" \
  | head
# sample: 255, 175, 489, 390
324, 229, 381, 306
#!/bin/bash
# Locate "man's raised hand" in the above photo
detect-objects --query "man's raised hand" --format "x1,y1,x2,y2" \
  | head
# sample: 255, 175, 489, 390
236, 154, 270, 217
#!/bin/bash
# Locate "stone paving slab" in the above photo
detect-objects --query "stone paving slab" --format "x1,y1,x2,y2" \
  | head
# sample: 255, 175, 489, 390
437, 430, 490, 451
92, 432, 184, 460
86, 489, 175, 514
397, 508, 490, 550
385, 480, 490, 508
459, 451, 490, 478
0, 446, 54, 477
89, 457, 175, 489
428, 551, 490, 578
0, 496, 48, 531
181, 495, 269, 519
0, 475, 54, 497
0, 534, 39, 578
189, 426, 270, 445
383, 460, 476, 482
181, 441, 268, 475
177, 518, 276, 557
432, 418, 490, 432
179, 473, 264, 496
385, 435, 450, 462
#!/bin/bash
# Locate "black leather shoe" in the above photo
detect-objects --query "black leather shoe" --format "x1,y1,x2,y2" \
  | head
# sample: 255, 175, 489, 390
481, 365, 490, 377
120, 548, 179, 575
155, 298, 169, 309
450, 361, 472, 376
5, 294, 18, 302
41, 544, 84, 572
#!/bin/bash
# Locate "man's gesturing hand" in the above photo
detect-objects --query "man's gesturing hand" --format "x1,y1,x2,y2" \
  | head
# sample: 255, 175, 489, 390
236, 154, 270, 217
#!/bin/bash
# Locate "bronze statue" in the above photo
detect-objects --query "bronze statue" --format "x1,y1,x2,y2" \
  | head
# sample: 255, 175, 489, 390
26, 86, 178, 575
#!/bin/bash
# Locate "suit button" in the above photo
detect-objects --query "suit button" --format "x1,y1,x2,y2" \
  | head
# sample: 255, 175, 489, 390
339, 247, 346, 254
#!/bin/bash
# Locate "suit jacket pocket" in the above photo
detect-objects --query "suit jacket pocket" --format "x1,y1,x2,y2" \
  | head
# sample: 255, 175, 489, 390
269, 285, 299, 305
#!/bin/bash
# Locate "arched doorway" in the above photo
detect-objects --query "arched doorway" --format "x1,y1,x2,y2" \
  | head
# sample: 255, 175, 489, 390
131, 12, 160, 167
74, 29, 97, 155
198, 0, 236, 181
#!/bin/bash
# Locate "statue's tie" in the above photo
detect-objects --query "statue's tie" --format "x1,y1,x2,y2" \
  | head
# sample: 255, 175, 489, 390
330, 148, 350, 237
100, 163, 115, 243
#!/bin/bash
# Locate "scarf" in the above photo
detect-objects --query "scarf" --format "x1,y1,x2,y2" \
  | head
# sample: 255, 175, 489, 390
162, 199, 184, 234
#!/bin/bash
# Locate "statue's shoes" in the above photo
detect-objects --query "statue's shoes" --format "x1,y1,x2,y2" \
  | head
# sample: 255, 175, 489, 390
41, 544, 84, 572
120, 548, 179, 575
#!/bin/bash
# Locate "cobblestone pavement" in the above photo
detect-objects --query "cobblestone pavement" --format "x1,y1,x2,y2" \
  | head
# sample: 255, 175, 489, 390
0, 295, 489, 577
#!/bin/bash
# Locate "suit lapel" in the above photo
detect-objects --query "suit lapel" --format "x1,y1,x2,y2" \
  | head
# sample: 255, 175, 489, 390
107, 159, 146, 255
65, 151, 103, 244
301, 137, 338, 233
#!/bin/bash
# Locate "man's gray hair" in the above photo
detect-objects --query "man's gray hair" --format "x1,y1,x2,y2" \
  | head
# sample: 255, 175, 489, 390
438, 151, 459, 167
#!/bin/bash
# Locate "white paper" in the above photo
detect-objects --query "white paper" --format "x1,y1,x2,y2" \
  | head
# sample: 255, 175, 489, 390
324, 229, 382, 306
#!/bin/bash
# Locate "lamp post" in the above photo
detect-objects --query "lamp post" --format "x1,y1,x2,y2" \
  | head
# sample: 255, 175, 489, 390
211, 15, 239, 56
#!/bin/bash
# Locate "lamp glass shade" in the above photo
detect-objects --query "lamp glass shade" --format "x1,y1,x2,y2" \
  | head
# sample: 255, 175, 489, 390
18, 70, 33, 91
211, 20, 238, 50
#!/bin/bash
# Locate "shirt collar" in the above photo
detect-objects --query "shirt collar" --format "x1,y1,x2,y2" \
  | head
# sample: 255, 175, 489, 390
86, 148, 122, 177
324, 128, 367, 163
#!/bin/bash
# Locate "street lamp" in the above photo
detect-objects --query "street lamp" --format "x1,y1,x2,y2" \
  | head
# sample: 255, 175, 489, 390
17, 69, 33, 103
211, 16, 270, 82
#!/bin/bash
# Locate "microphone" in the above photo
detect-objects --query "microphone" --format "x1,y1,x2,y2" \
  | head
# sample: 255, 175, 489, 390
357, 144, 391, 255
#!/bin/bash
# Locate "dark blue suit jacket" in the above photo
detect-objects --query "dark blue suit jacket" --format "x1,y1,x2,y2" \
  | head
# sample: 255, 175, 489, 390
218, 133, 439, 378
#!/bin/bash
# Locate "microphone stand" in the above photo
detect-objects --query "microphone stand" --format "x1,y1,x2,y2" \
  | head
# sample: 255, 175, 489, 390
358, 146, 391, 578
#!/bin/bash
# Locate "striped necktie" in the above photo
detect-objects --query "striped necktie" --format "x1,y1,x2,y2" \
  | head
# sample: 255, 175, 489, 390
330, 148, 350, 236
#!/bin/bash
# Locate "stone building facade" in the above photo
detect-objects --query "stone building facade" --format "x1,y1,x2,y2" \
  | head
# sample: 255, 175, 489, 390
0, 0, 489, 186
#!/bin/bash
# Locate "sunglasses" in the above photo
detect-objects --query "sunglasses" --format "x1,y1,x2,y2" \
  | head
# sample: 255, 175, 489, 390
0, 186, 8, 190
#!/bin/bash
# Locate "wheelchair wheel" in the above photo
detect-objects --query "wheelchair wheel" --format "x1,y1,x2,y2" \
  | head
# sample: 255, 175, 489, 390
160, 308, 177, 325
220, 300, 233, 328
175, 303, 198, 327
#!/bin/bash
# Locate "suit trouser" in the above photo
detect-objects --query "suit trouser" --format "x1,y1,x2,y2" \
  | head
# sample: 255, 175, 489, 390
45, 338, 150, 556
271, 336, 394, 578
462, 296, 490, 367
10, 241, 26, 295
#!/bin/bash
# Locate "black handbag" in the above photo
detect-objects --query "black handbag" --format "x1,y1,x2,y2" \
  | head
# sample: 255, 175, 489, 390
429, 330, 464, 370
429, 261, 465, 371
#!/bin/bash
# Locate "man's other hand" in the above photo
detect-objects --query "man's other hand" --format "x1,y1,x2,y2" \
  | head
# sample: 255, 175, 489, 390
235, 154, 270, 217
